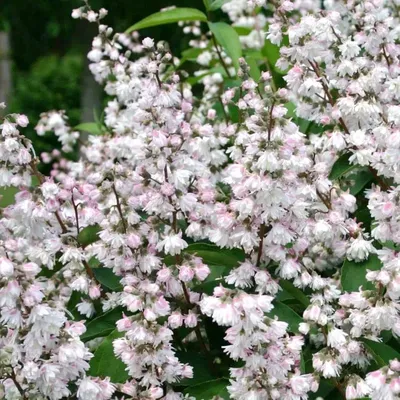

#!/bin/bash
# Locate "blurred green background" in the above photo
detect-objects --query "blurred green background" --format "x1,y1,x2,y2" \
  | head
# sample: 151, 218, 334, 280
0, 0, 204, 154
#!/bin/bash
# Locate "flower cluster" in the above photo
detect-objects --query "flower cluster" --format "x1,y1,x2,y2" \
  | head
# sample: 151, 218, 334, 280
2, 0, 400, 399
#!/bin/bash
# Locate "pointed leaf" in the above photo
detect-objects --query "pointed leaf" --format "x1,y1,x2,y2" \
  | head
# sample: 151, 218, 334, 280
77, 224, 101, 247
268, 301, 303, 333
329, 153, 356, 180
362, 338, 400, 368
184, 378, 229, 398
185, 243, 245, 268
126, 8, 208, 33
341, 255, 382, 292
209, 22, 242, 70
75, 122, 104, 135
82, 307, 124, 342
93, 267, 123, 291
89, 330, 128, 383
208, 0, 230, 11
279, 279, 310, 307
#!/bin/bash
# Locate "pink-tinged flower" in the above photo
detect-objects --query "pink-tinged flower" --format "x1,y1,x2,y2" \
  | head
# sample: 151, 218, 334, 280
0, 258, 14, 277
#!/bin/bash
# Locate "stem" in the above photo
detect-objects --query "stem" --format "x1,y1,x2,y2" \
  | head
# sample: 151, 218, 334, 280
218, 95, 229, 124
308, 60, 350, 135
316, 188, 332, 210
267, 101, 276, 141
83, 259, 95, 279
9, 369, 26, 399
256, 223, 265, 267
211, 34, 232, 78
112, 183, 127, 233
155, 71, 162, 88
181, 281, 210, 355
368, 166, 390, 191
71, 194, 80, 235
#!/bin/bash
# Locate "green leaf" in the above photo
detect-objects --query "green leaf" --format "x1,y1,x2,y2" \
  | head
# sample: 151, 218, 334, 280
179, 47, 206, 66
208, 0, 230, 11
126, 8, 208, 33
82, 307, 124, 342
184, 378, 229, 398
89, 330, 129, 383
285, 102, 296, 118
77, 225, 101, 247
329, 153, 356, 180
75, 122, 104, 135
209, 22, 243, 70
193, 264, 231, 295
262, 38, 280, 70
309, 379, 335, 399
93, 267, 123, 291
341, 255, 382, 292
348, 169, 373, 195
185, 243, 245, 268
279, 279, 310, 307
234, 26, 252, 36
268, 301, 303, 333
362, 338, 400, 368
245, 56, 261, 81
67, 290, 83, 320
177, 352, 215, 386
0, 186, 18, 207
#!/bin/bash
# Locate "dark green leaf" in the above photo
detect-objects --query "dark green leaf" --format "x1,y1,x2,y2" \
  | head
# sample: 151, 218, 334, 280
192, 264, 231, 295
209, 22, 242, 70
362, 338, 400, 368
184, 378, 229, 398
177, 352, 215, 386
82, 307, 123, 342
179, 47, 205, 66
93, 267, 123, 291
89, 330, 129, 383
268, 301, 303, 333
329, 153, 356, 180
75, 122, 104, 135
126, 8, 208, 33
77, 224, 101, 247
348, 169, 373, 195
309, 380, 335, 400
67, 290, 83, 320
185, 243, 245, 268
279, 280, 310, 307
262, 39, 280, 68
341, 255, 382, 292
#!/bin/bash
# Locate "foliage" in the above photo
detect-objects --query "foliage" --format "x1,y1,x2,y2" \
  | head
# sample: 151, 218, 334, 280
1, 1, 400, 400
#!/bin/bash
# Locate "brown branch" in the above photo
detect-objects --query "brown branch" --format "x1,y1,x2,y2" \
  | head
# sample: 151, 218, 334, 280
267, 101, 276, 141
211, 34, 232, 78
112, 183, 127, 233
71, 193, 80, 235
256, 223, 266, 267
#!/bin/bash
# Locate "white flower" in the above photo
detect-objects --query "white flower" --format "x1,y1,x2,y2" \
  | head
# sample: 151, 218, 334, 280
142, 37, 154, 48
327, 327, 348, 349
157, 233, 188, 256
77, 300, 95, 318
0, 258, 14, 277
347, 237, 375, 262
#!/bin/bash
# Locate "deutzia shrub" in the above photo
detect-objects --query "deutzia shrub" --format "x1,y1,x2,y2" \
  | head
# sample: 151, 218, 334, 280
1, 0, 400, 399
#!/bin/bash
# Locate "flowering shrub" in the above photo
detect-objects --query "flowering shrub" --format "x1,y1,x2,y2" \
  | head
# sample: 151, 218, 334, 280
2, 0, 400, 399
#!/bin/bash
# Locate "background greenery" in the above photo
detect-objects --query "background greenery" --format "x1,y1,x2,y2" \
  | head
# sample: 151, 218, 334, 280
0, 0, 204, 153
